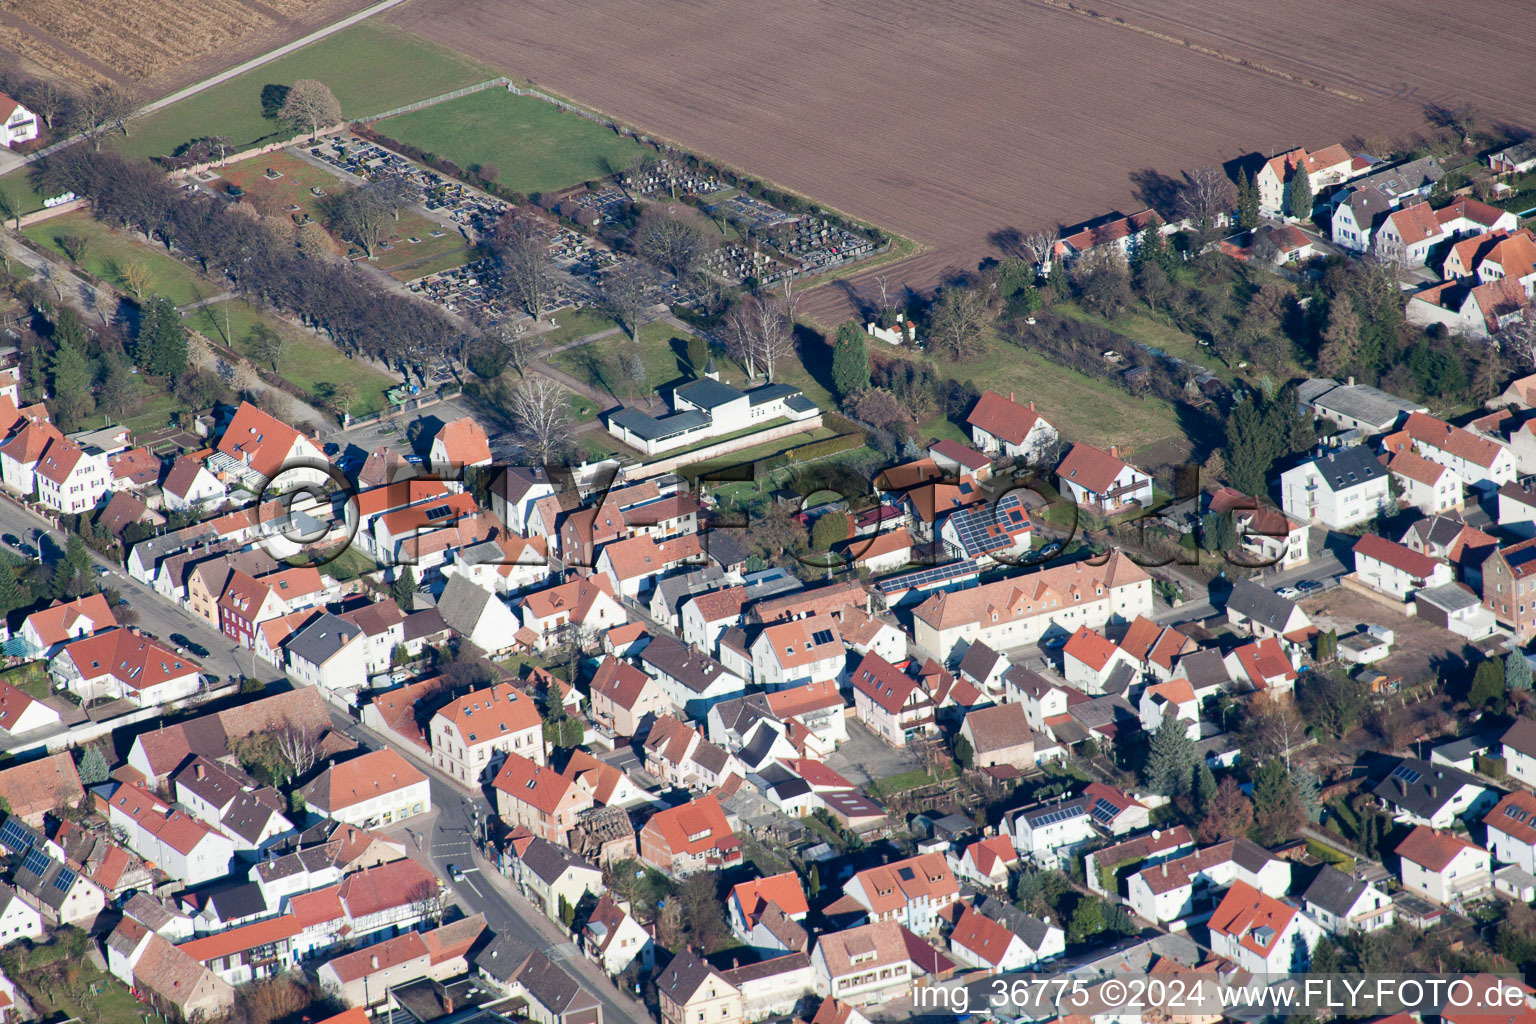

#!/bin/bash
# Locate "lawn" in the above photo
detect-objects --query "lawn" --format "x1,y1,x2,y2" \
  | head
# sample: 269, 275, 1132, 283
680, 425, 839, 480
550, 319, 697, 398
0, 173, 52, 218
7, 935, 144, 1024
365, 209, 473, 279
121, 389, 186, 438
214, 149, 347, 225
889, 330, 1184, 453
22, 211, 215, 307
191, 299, 399, 416
0, 661, 50, 699
120, 23, 494, 161
538, 309, 620, 347
375, 88, 652, 196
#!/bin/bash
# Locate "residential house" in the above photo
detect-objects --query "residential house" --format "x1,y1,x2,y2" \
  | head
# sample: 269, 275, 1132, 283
582, 892, 654, 976
1374, 203, 1448, 266
1223, 638, 1299, 694
810, 920, 944, 1006
285, 613, 367, 692
1352, 533, 1454, 602
1224, 577, 1310, 640
750, 613, 845, 690
1207, 488, 1310, 570
0, 753, 82, 826
162, 454, 226, 512
1127, 838, 1289, 924
1388, 450, 1463, 515
958, 703, 1035, 769
0, 95, 37, 148
1384, 412, 1517, 492
589, 656, 668, 739
1002, 798, 1100, 869
107, 783, 235, 887
173, 756, 294, 859
1062, 625, 1140, 695
507, 832, 603, 922
728, 872, 810, 955
1501, 718, 1536, 792
1280, 447, 1390, 529
50, 629, 202, 707
947, 904, 1062, 975
950, 836, 1020, 889
35, 438, 110, 514
850, 651, 936, 747
300, 749, 430, 828
492, 755, 593, 845
1490, 141, 1536, 176
23, 592, 118, 664
841, 854, 958, 934
1056, 443, 1153, 514
1139, 679, 1199, 739
1257, 144, 1354, 217
431, 682, 544, 786
0, 680, 59, 737
638, 634, 746, 720
912, 550, 1151, 658
337, 601, 407, 677
437, 574, 523, 657
680, 586, 748, 653
1373, 758, 1494, 829
1482, 538, 1536, 640
0, 884, 43, 944
1084, 827, 1195, 897
1052, 209, 1167, 265
1395, 825, 1492, 904
107, 927, 235, 1022
0, 418, 62, 496
967, 390, 1059, 463
723, 953, 815, 1022
1484, 790, 1536, 875
1400, 514, 1497, 586
430, 416, 492, 476
1299, 865, 1394, 934
658, 951, 741, 1024
212, 401, 327, 492
638, 794, 741, 876
1208, 881, 1322, 974
518, 576, 626, 652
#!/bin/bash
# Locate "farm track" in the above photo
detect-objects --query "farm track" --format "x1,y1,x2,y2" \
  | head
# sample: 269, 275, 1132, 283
385, 0, 1534, 324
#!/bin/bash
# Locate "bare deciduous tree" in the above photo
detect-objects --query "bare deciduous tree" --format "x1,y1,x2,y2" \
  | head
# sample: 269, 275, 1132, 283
274, 721, 323, 778
507, 376, 573, 462
69, 83, 134, 150
724, 294, 792, 381
278, 80, 342, 139
1178, 166, 1235, 240
928, 285, 993, 360
492, 212, 553, 320
631, 203, 717, 277
493, 321, 535, 377
596, 263, 649, 339
1021, 230, 1057, 276
407, 879, 446, 927
22, 79, 70, 130
325, 188, 389, 258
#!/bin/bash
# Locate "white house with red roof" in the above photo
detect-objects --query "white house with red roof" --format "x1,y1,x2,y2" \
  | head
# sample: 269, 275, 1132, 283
1223, 638, 1300, 694
1353, 533, 1454, 602
728, 871, 810, 954
161, 453, 226, 512
1208, 881, 1322, 974
1255, 144, 1354, 218
1056, 443, 1153, 515
850, 651, 936, 747
1483, 790, 1536, 875
0, 94, 37, 147
301, 748, 430, 829
966, 391, 1059, 463
21, 594, 117, 657
750, 612, 845, 690
0, 418, 62, 496
946, 904, 1062, 975
35, 437, 110, 514
108, 783, 237, 886
1388, 450, 1463, 515
211, 401, 327, 491
1385, 412, 1517, 492
429, 416, 492, 477
51, 629, 202, 707
1052, 210, 1167, 265
1138, 679, 1198, 738
950, 836, 1019, 889
1127, 839, 1288, 924
1062, 625, 1141, 695
429, 682, 545, 784
1374, 203, 1448, 266
1207, 488, 1310, 570
637, 794, 741, 876
0, 679, 60, 736
517, 575, 626, 651
840, 853, 958, 934
1395, 825, 1491, 904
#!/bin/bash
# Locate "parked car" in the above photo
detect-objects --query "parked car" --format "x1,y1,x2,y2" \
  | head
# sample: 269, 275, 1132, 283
1276, 586, 1300, 600
1297, 579, 1324, 594
447, 864, 463, 882
185, 640, 210, 658
1, 534, 20, 549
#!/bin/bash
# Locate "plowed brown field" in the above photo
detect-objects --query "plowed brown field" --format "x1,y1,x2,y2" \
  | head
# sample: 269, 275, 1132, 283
388, 0, 1534, 324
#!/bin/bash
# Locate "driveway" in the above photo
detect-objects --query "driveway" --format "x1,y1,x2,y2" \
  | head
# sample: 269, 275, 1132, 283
826, 719, 921, 787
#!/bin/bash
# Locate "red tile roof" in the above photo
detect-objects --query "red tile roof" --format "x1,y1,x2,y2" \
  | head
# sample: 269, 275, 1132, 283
60, 629, 200, 692
731, 871, 809, 919
1063, 625, 1118, 672
1354, 533, 1441, 578
433, 417, 491, 466
1396, 824, 1485, 872
301, 748, 426, 811
217, 401, 311, 480
645, 794, 735, 857
1209, 880, 1299, 959
950, 904, 1017, 966
1057, 442, 1142, 494
850, 651, 919, 715
966, 390, 1047, 446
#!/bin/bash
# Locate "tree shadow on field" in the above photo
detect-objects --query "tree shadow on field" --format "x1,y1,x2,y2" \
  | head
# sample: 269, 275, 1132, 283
833, 279, 877, 323
792, 323, 836, 400
261, 84, 291, 121
989, 227, 1025, 259
1129, 168, 1183, 220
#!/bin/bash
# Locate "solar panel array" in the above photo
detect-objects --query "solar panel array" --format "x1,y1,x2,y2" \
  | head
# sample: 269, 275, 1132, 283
874, 558, 981, 595
1391, 764, 1423, 785
1091, 797, 1121, 824
947, 496, 1030, 558
811, 629, 834, 645
52, 867, 77, 893
21, 848, 50, 878
425, 505, 455, 522
1030, 803, 1087, 827
0, 817, 36, 853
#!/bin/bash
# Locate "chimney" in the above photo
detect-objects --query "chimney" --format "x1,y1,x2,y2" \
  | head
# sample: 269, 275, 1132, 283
1028, 401, 1035, 411
371, 955, 379, 970
1395, 775, 1407, 797
1009, 392, 1015, 402
1347, 376, 1355, 387
1109, 445, 1119, 458
1427, 783, 1437, 799
194, 763, 205, 780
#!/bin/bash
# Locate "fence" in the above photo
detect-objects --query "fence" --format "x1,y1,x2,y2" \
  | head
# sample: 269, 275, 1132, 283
357, 78, 513, 123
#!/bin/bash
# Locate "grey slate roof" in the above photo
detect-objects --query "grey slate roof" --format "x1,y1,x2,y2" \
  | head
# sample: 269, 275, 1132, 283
1415, 582, 1481, 614
1305, 447, 1387, 492
207, 880, 267, 921
1302, 864, 1367, 917
721, 950, 810, 985
436, 574, 499, 636
657, 949, 727, 1005
639, 635, 734, 694
973, 893, 1056, 950
1230, 838, 1277, 875
674, 378, 746, 411
517, 949, 600, 1014
518, 836, 599, 886
1372, 756, 1483, 819
608, 408, 709, 443
286, 612, 363, 667
1175, 649, 1231, 688
1226, 577, 1303, 632
1349, 156, 1444, 200
1311, 379, 1422, 431
473, 931, 533, 984
957, 641, 1004, 684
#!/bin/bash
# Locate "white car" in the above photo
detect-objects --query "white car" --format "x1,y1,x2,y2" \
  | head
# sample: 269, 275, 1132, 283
1276, 586, 1300, 600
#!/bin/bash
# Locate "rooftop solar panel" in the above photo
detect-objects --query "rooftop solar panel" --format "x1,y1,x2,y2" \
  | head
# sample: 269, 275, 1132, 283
21, 848, 49, 878
0, 817, 36, 853
1391, 764, 1423, 785
52, 867, 76, 893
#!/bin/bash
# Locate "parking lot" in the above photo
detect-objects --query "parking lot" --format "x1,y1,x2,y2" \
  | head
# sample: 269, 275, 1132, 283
826, 718, 922, 787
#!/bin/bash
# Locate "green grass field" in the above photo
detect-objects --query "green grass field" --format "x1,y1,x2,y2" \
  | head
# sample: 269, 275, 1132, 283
22, 212, 214, 306
550, 320, 698, 398
121, 23, 493, 162
192, 299, 398, 416
375, 88, 650, 195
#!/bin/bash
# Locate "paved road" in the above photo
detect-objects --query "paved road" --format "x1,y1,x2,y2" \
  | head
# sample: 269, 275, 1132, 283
0, 490, 242, 681
322, 709, 653, 1024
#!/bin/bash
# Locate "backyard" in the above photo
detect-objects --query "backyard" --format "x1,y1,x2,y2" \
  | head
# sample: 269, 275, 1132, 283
374, 88, 653, 196
2, 932, 142, 1024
